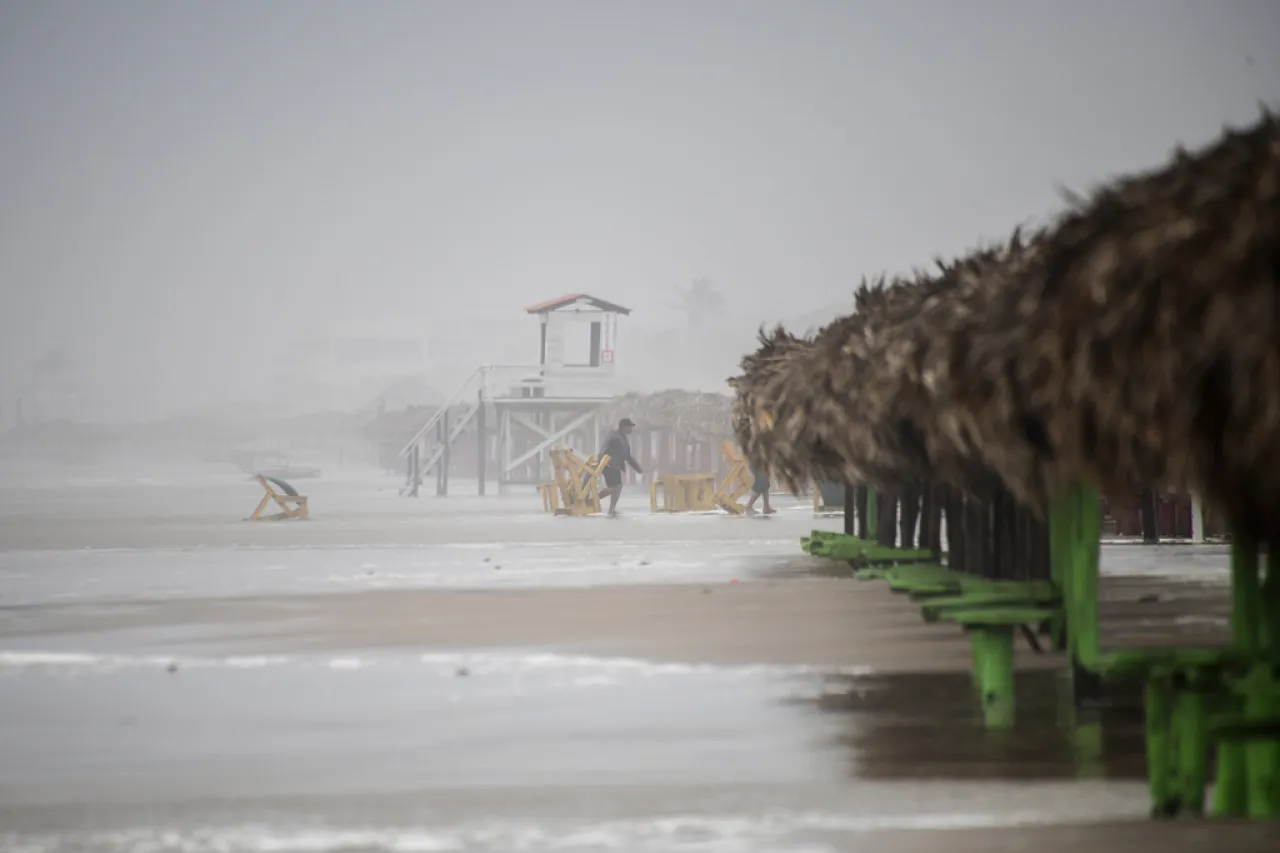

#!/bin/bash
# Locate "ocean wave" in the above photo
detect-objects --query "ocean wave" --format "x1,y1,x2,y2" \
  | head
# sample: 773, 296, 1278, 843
0, 810, 1090, 853
0, 648, 873, 683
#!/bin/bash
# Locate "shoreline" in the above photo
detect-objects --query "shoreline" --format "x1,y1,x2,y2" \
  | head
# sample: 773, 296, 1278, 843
1, 578, 996, 670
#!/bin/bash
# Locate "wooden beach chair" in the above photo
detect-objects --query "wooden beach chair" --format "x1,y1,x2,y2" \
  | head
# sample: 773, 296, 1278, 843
714, 440, 756, 514
247, 474, 310, 521
548, 449, 611, 515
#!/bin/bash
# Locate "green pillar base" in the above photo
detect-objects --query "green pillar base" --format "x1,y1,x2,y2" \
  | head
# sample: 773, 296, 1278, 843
1241, 664, 1280, 819
1071, 714, 1107, 779
1173, 687, 1209, 816
1146, 677, 1210, 818
1214, 740, 1250, 817
1145, 679, 1175, 817
969, 625, 1015, 729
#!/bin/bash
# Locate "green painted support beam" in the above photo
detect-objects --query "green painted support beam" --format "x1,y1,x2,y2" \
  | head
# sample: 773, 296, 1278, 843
1069, 483, 1102, 669
854, 561, 941, 582
1173, 688, 1209, 816
1069, 711, 1107, 779
1050, 482, 1280, 821
1214, 538, 1262, 817
800, 530, 841, 554
1146, 679, 1174, 816
806, 533, 934, 563
919, 582, 1059, 623
967, 625, 1016, 729
861, 562, 953, 589
887, 574, 961, 595
959, 609, 1058, 730
943, 607, 1058, 628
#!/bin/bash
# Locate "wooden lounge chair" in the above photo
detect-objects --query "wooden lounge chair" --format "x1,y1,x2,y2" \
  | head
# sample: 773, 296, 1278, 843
247, 474, 310, 521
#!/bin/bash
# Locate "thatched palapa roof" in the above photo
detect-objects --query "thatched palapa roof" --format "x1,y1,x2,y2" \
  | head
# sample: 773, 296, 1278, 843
730, 326, 829, 491
601, 390, 733, 439
730, 108, 1280, 542
966, 109, 1280, 540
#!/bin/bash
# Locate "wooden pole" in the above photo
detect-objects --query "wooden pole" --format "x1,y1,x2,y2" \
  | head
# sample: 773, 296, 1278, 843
476, 391, 487, 496
407, 445, 420, 498
899, 486, 920, 550
437, 409, 451, 497
855, 486, 869, 539
1190, 493, 1205, 542
842, 482, 855, 536
1140, 490, 1160, 544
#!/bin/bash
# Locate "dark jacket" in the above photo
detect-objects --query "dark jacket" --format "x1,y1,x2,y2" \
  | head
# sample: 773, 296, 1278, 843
601, 429, 641, 473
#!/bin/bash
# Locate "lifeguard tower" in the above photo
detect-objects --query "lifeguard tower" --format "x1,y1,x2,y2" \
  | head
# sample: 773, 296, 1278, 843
398, 294, 630, 496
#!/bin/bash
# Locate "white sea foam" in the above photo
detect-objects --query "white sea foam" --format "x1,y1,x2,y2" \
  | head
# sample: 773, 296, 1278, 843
0, 650, 292, 671
0, 810, 1098, 853
0, 538, 789, 557
0, 648, 873, 683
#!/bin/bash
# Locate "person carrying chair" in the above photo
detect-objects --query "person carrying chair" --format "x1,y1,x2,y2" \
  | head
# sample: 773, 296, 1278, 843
598, 417, 643, 516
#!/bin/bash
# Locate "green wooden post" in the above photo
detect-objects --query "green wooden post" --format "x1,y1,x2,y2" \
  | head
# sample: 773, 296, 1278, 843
1172, 688, 1208, 815
1070, 713, 1106, 779
1241, 664, 1280, 819
1214, 698, 1250, 816
1053, 483, 1101, 669
1213, 537, 1261, 816
1146, 679, 1174, 816
1073, 720, 1106, 779
977, 626, 1016, 729
1070, 483, 1101, 668
1057, 675, 1106, 778
1233, 537, 1263, 650
1054, 484, 1103, 708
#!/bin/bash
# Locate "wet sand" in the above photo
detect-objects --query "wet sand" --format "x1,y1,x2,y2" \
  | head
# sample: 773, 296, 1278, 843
0, 579, 1046, 670
2, 464, 1272, 852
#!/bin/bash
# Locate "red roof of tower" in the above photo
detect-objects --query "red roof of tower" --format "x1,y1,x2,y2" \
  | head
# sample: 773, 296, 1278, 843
523, 294, 632, 315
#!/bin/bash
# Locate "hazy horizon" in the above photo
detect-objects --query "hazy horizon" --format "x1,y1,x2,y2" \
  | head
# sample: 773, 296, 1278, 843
2, 0, 1276, 424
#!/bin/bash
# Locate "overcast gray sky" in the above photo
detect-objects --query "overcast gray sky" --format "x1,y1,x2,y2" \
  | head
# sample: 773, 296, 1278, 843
1, 0, 1276, 420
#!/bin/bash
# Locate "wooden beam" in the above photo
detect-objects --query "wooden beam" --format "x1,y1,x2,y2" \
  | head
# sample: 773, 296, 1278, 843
506, 408, 597, 471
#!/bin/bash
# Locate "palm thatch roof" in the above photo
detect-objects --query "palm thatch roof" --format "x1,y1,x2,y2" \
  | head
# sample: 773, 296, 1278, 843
600, 390, 733, 439
730, 107, 1280, 542
859, 232, 1048, 502
730, 326, 826, 490
965, 109, 1280, 541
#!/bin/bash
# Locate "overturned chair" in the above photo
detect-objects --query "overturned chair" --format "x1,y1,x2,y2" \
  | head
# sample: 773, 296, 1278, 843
543, 448, 611, 516
714, 440, 757, 514
246, 474, 310, 521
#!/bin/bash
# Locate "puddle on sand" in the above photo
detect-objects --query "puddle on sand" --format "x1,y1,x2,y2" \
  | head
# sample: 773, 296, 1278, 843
792, 669, 1151, 782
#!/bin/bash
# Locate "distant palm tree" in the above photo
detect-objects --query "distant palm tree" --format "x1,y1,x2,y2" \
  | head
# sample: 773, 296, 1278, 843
671, 276, 727, 330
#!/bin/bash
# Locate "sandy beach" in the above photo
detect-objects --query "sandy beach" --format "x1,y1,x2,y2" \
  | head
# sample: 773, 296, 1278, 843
1, 462, 1273, 852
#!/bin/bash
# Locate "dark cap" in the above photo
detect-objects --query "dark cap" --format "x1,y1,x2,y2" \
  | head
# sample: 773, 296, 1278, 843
618, 417, 636, 428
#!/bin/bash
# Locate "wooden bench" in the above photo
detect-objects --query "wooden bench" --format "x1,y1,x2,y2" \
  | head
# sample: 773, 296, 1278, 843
650, 474, 717, 512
